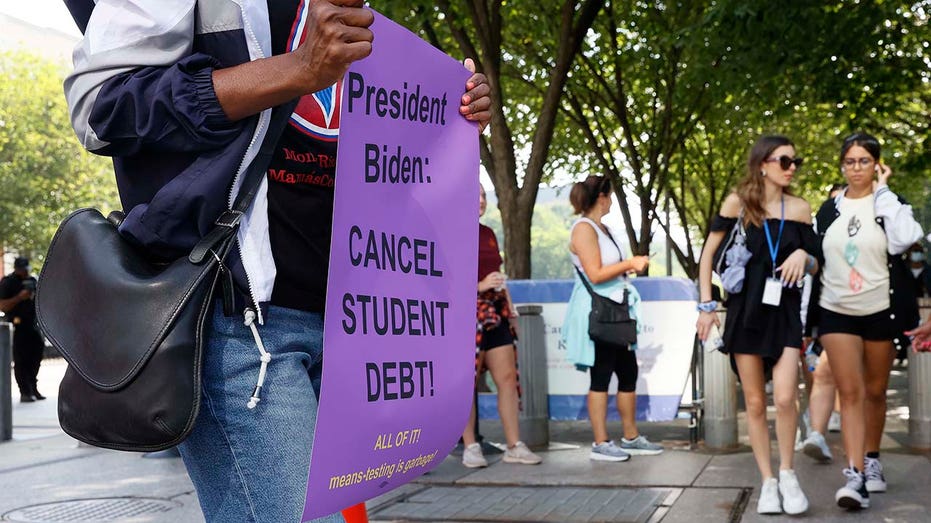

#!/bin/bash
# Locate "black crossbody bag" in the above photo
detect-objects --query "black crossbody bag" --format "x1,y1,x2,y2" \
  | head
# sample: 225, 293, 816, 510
36, 101, 296, 452
573, 227, 637, 346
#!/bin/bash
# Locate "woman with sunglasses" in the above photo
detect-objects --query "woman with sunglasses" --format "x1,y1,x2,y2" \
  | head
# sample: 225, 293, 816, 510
810, 132, 922, 510
696, 135, 818, 515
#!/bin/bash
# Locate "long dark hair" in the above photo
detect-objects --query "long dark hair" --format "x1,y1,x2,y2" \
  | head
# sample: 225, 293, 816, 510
570, 175, 611, 214
840, 132, 881, 162
737, 135, 794, 227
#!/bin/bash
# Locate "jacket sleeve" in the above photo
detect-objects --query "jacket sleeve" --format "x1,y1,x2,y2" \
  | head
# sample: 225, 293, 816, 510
813, 199, 833, 266
874, 186, 923, 255
63, 0, 244, 156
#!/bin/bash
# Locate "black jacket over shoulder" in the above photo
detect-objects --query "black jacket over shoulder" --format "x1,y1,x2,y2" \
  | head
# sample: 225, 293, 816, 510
807, 192, 921, 351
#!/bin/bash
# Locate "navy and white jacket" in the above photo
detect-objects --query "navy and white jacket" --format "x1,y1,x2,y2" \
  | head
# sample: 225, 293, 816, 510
65, 0, 283, 321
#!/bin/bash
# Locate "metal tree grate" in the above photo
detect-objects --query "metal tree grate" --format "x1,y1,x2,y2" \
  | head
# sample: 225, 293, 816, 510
3, 497, 180, 522
373, 485, 673, 522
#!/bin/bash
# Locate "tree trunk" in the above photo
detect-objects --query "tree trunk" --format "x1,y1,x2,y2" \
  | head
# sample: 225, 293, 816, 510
499, 193, 532, 278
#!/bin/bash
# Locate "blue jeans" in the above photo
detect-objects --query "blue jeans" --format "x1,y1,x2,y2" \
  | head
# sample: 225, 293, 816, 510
178, 304, 344, 523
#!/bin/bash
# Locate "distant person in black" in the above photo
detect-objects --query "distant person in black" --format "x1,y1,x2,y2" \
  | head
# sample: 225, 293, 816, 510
0, 257, 45, 402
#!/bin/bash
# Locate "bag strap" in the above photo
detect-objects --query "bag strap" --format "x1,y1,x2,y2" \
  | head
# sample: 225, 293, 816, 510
573, 221, 627, 299
573, 265, 597, 297
602, 227, 624, 260
189, 100, 299, 264
573, 264, 629, 305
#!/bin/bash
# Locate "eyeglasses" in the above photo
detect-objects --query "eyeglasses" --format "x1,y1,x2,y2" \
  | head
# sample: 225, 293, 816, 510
765, 156, 804, 170
842, 157, 875, 168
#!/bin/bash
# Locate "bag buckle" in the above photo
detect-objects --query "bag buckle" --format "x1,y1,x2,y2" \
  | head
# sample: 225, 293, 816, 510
189, 211, 244, 264
215, 210, 244, 228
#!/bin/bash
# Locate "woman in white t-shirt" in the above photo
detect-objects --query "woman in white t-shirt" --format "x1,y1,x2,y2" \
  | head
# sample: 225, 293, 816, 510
812, 133, 923, 510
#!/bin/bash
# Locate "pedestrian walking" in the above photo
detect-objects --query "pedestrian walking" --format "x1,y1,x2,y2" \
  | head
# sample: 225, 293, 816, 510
799, 184, 847, 464
810, 132, 923, 510
696, 135, 818, 515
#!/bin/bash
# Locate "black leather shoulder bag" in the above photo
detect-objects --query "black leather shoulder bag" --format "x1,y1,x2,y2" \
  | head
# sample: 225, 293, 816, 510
36, 101, 296, 452
573, 266, 637, 347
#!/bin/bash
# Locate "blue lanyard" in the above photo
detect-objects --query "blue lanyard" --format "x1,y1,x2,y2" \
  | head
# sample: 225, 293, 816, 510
763, 196, 785, 276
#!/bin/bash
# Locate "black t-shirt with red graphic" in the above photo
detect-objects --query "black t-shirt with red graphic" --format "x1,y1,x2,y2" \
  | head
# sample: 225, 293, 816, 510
267, 0, 340, 312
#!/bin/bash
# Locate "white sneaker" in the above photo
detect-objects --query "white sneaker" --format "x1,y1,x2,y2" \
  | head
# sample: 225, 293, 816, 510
828, 411, 842, 432
802, 430, 833, 463
502, 441, 542, 465
864, 457, 887, 492
757, 477, 782, 514
462, 443, 487, 468
778, 470, 809, 515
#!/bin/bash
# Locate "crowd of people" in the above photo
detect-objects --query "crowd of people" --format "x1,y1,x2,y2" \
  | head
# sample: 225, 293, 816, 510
429, 129, 931, 519
693, 132, 930, 515
469, 130, 931, 517
9, 1, 924, 521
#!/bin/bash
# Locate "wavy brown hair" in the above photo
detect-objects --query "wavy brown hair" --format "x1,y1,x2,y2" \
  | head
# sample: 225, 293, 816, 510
736, 135, 795, 227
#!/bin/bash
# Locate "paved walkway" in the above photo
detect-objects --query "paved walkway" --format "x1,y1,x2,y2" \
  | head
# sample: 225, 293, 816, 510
2, 359, 929, 522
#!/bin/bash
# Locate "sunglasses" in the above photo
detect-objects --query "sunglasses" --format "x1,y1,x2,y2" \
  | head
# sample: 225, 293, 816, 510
765, 155, 804, 170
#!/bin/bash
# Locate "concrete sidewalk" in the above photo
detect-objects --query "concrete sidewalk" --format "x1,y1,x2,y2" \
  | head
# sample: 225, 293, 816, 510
2, 359, 929, 522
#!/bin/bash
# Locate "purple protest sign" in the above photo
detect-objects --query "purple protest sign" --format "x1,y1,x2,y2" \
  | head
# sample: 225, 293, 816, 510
302, 11, 479, 520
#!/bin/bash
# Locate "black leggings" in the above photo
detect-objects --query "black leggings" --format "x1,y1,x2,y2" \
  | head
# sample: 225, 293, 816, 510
589, 341, 639, 393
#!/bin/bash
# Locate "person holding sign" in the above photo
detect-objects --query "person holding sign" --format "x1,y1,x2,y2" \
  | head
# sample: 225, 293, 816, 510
809, 133, 922, 510
696, 136, 818, 516
461, 185, 543, 468
562, 175, 662, 463
64, 1, 491, 522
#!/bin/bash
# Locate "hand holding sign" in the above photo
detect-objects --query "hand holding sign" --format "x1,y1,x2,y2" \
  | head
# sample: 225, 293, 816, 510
303, 11, 480, 520
296, 0, 375, 94
461, 58, 491, 132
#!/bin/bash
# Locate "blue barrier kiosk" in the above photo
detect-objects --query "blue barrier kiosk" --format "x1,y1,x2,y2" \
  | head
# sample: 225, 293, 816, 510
478, 277, 703, 444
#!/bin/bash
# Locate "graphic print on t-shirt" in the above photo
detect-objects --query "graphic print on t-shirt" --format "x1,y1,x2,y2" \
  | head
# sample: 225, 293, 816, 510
820, 194, 889, 315
265, 0, 340, 312
292, 84, 341, 141
845, 215, 864, 291
283, 0, 341, 141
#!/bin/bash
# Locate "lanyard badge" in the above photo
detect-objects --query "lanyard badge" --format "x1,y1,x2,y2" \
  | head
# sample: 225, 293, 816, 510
762, 197, 785, 307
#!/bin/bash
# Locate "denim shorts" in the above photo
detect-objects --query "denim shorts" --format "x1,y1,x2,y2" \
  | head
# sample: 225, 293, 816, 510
178, 304, 344, 523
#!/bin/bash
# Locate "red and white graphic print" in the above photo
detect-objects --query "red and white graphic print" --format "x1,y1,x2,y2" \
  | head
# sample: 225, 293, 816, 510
287, 1, 341, 142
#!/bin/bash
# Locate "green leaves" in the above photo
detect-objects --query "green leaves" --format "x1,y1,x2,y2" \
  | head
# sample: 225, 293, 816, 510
0, 50, 119, 265
566, 0, 931, 276
372, 3, 929, 279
